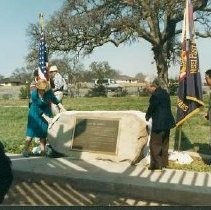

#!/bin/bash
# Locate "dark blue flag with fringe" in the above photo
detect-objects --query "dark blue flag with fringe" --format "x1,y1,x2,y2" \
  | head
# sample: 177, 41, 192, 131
176, 0, 204, 127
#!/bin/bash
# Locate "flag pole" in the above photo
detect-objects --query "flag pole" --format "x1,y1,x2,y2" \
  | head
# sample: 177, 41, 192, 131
39, 13, 44, 32
176, 0, 204, 151
177, 125, 182, 151
38, 12, 49, 81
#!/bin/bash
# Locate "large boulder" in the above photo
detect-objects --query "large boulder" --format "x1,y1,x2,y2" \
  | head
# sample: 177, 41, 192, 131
48, 110, 148, 162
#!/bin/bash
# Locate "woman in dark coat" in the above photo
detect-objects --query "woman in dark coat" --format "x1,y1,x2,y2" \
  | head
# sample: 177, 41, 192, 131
145, 80, 175, 171
22, 79, 66, 157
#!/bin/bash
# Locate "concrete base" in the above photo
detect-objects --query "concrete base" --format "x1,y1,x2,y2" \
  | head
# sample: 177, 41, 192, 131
10, 155, 211, 205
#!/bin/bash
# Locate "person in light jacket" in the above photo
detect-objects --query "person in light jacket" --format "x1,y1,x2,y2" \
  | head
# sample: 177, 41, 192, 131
49, 65, 65, 115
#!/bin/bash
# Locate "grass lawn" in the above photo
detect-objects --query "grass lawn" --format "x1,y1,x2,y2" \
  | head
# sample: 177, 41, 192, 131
0, 95, 211, 172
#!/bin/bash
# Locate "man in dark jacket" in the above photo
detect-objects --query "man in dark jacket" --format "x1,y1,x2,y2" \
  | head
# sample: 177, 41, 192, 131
145, 80, 175, 171
0, 141, 13, 203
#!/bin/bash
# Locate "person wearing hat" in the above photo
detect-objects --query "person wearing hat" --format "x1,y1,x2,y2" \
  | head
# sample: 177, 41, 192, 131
22, 79, 66, 157
49, 65, 66, 115
144, 79, 175, 171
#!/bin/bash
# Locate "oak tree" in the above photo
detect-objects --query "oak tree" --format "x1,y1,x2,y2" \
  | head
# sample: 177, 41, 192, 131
27, 0, 210, 88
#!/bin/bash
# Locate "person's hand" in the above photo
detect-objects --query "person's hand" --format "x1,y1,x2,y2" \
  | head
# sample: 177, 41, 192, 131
60, 107, 66, 112
48, 113, 61, 129
58, 103, 66, 113
41, 113, 53, 124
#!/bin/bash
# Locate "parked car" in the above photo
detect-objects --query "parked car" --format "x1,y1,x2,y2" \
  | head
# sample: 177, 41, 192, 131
92, 78, 122, 92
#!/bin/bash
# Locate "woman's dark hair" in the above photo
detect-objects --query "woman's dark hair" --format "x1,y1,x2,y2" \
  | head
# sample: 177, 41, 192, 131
205, 69, 211, 78
151, 78, 160, 87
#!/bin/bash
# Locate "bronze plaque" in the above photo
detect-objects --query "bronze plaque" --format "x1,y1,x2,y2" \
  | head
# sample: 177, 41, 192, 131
72, 118, 119, 154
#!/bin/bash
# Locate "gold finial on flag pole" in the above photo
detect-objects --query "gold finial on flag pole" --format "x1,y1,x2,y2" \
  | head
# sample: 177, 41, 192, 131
39, 12, 44, 32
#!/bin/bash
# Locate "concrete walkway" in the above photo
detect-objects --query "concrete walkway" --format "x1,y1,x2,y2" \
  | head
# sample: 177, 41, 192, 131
8, 154, 211, 206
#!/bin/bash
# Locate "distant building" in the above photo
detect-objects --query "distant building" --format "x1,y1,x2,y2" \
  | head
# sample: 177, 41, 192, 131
115, 75, 138, 84
0, 78, 21, 86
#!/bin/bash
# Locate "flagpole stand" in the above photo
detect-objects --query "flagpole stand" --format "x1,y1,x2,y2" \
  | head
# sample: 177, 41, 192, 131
177, 125, 182, 152
174, 125, 182, 152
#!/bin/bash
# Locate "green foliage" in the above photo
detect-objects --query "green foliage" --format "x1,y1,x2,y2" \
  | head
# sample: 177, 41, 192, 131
114, 88, 128, 97
87, 84, 107, 97
169, 79, 178, 96
169, 157, 211, 172
135, 72, 146, 82
89, 61, 119, 79
0, 107, 28, 154
2, 94, 12, 100
1, 95, 211, 172
19, 84, 30, 99
10, 67, 32, 84
138, 88, 149, 97
26, 1, 210, 89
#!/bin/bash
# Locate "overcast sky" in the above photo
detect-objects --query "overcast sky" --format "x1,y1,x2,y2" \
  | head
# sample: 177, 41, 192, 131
1, 0, 211, 78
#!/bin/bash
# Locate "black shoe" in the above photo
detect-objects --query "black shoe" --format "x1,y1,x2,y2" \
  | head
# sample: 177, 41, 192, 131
148, 166, 163, 171
22, 151, 29, 157
130, 160, 139, 166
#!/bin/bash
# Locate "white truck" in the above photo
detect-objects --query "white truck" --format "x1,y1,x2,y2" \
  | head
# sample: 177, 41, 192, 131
92, 78, 122, 92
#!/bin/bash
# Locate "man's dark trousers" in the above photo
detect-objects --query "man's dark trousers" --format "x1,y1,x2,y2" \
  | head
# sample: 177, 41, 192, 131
149, 130, 170, 169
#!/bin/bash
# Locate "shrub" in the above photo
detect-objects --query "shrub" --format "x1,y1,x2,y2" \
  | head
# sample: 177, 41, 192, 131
113, 88, 128, 97
169, 79, 179, 96
87, 85, 107, 97
19, 84, 30, 99
2, 94, 12, 100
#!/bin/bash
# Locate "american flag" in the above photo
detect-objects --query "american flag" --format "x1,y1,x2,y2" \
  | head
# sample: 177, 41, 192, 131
38, 30, 48, 80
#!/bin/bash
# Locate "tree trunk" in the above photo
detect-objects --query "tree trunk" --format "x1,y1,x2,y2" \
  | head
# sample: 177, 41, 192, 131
152, 45, 169, 90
